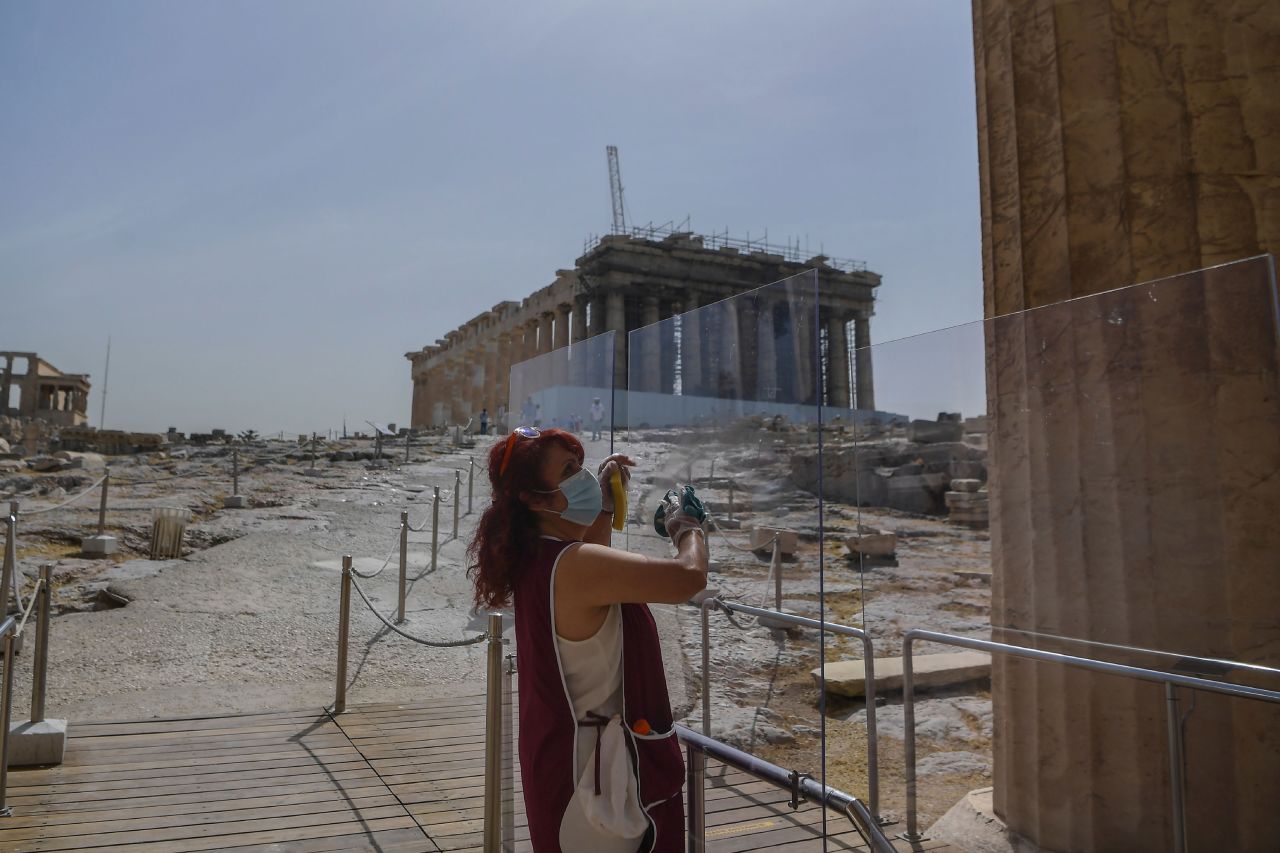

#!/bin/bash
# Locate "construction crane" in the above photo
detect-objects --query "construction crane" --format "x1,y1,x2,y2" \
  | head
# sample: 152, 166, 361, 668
606, 145, 627, 234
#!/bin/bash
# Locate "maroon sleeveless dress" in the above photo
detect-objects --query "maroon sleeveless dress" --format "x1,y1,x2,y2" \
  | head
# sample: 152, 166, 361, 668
513, 538, 685, 852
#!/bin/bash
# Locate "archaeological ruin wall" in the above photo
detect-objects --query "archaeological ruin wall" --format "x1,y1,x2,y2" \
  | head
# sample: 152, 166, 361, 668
1, 351, 91, 428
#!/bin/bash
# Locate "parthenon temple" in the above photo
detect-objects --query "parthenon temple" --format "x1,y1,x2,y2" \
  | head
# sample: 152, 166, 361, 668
405, 231, 881, 428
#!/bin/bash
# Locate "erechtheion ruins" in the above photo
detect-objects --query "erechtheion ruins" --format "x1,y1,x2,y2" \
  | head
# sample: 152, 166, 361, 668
1, 352, 91, 427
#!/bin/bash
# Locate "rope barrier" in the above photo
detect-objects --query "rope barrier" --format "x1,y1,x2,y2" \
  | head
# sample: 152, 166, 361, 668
704, 512, 776, 554
349, 547, 397, 580
14, 577, 43, 638
348, 573, 489, 648
16, 475, 108, 515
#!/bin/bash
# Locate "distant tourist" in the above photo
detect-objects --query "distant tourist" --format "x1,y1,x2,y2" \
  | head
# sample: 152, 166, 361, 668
468, 428, 707, 850
479, 408, 489, 436
534, 403, 543, 428
590, 397, 605, 441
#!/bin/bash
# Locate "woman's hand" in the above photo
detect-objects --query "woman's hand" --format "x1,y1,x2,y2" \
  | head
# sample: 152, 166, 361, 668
596, 453, 635, 513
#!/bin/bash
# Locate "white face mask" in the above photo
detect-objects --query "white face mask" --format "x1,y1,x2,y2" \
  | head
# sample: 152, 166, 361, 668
534, 468, 602, 526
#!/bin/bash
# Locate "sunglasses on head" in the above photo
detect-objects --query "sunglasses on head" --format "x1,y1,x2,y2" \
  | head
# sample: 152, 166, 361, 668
498, 426, 541, 477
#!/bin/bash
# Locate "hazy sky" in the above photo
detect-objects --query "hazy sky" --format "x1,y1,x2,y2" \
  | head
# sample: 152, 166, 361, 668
1, 1, 982, 435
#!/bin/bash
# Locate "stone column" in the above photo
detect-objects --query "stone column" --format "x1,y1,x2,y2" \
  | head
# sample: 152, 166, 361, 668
410, 370, 427, 428
554, 304, 571, 350
825, 312, 851, 409
538, 312, 554, 355
572, 296, 589, 344
681, 293, 702, 397
735, 297, 760, 400
715, 298, 741, 399
606, 290, 627, 394
974, 2, 1280, 851
640, 295, 661, 392
496, 333, 513, 418
482, 340, 499, 417
852, 312, 874, 410
789, 302, 815, 405
756, 299, 778, 401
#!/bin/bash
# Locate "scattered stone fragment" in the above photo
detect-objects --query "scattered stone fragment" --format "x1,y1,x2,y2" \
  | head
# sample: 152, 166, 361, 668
814, 651, 991, 698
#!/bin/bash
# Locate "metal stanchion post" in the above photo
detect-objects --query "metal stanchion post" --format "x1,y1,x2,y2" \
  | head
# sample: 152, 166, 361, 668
1166, 684, 1188, 853
483, 613, 505, 852
431, 487, 440, 572
453, 470, 461, 540
0, 623, 15, 817
701, 599, 714, 736
311, 433, 317, 469
97, 475, 108, 536
397, 511, 408, 624
727, 481, 735, 522
30, 565, 51, 723
771, 538, 782, 611
468, 458, 475, 515
334, 556, 352, 714
405, 432, 411, 463
686, 743, 706, 852
232, 450, 239, 496
1, 506, 15, 616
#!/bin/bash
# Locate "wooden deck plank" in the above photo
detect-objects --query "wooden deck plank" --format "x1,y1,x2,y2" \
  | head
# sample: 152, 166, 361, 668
0, 695, 945, 852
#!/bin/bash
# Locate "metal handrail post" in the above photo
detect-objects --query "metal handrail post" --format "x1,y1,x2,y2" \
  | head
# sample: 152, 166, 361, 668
902, 640, 921, 841
483, 613, 505, 852
405, 432, 411, 464
1166, 684, 1187, 853
898, 629, 1280, 845
396, 512, 409, 624
727, 480, 734, 521
770, 539, 782, 611
715, 599, 880, 819
686, 742, 706, 852
431, 487, 440, 572
453, 470, 461, 540
701, 598, 715, 736
468, 458, 475, 515
96, 473, 108, 535
334, 556, 352, 714
310, 433, 317, 469
0, 618, 16, 817
1, 509, 15, 616
30, 565, 52, 722
232, 450, 239, 495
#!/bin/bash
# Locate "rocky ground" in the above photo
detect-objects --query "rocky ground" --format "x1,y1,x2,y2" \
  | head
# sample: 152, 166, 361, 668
1, 424, 992, 831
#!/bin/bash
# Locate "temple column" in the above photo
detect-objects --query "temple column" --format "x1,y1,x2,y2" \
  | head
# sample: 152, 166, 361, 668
554, 304, 571, 350
825, 312, 851, 409
640, 295, 661, 392
606, 290, 627, 395
572, 296, 589, 344
974, 2, 1280, 851
482, 340, 499, 418
681, 293, 702, 396
496, 333, 513, 419
736, 298, 760, 400
853, 311, 874, 410
756, 299, 778, 402
538, 312, 554, 355
789, 303, 815, 405
715, 298, 740, 399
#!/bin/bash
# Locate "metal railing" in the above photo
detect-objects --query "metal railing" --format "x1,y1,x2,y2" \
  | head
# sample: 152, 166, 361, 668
699, 597, 881, 820
899, 629, 1280, 850
678, 724, 894, 853
0, 562, 56, 818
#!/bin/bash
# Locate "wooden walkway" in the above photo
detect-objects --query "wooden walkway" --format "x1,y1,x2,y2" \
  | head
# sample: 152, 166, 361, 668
0, 694, 949, 852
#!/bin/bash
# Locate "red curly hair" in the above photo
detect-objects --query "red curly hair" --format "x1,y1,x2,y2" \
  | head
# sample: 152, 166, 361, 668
467, 428, 584, 610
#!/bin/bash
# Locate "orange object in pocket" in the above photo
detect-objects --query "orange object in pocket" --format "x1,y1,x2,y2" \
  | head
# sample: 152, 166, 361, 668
632, 718, 651, 736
